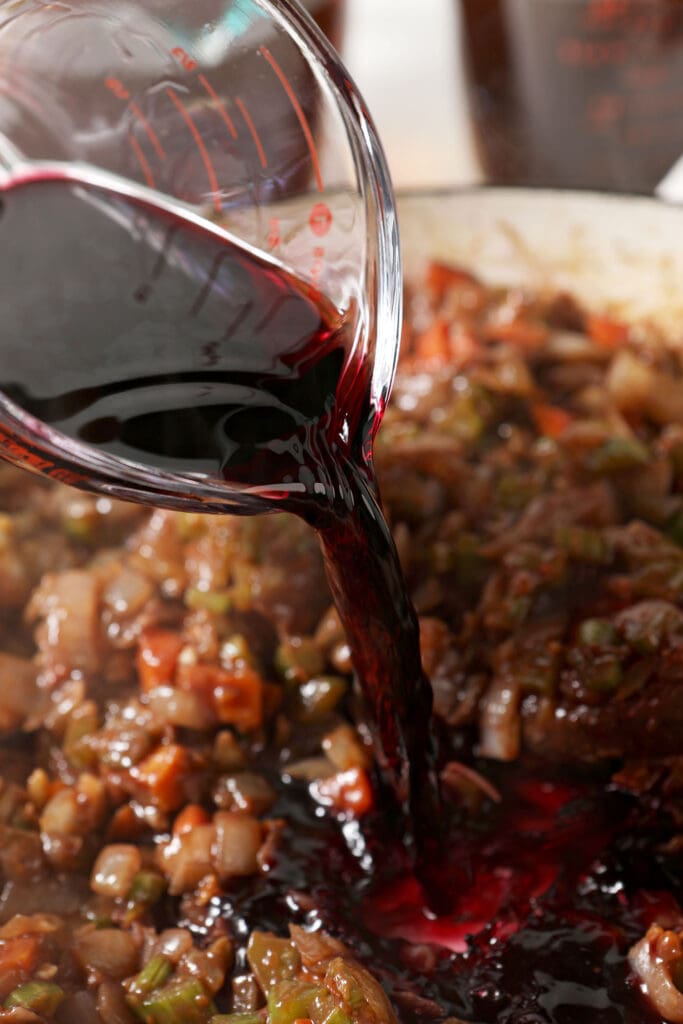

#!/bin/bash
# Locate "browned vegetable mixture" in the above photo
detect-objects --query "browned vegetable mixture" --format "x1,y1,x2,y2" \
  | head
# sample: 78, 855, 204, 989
0, 262, 681, 1022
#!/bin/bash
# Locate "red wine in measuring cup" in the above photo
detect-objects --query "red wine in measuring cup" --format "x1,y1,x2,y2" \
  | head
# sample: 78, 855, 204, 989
0, 174, 442, 888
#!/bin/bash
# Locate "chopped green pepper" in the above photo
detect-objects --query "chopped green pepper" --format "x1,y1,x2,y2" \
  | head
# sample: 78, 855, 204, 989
5, 981, 65, 1015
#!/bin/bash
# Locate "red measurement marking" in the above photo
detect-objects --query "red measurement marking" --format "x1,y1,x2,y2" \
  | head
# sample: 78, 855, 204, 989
309, 202, 333, 237
235, 98, 268, 169
166, 88, 222, 214
129, 102, 166, 161
129, 134, 156, 190
198, 74, 238, 140
268, 217, 281, 250
259, 45, 324, 193
171, 46, 198, 73
105, 76, 130, 101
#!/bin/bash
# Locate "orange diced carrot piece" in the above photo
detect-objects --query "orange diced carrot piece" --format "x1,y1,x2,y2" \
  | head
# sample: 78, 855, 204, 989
532, 403, 574, 439
132, 743, 191, 813
137, 629, 184, 693
426, 261, 480, 303
180, 664, 263, 732
449, 325, 480, 369
414, 318, 450, 364
173, 803, 210, 836
0, 935, 40, 1000
586, 314, 629, 349
488, 319, 549, 349
315, 768, 374, 817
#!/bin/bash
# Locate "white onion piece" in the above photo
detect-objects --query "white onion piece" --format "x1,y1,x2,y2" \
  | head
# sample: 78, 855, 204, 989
212, 812, 263, 879
479, 677, 521, 761
74, 927, 140, 980
91, 844, 142, 898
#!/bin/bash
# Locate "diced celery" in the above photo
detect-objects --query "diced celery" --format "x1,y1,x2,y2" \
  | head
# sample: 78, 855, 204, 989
134, 978, 215, 1024
586, 437, 650, 474
578, 618, 619, 648
5, 981, 65, 1015
128, 870, 166, 905
555, 526, 612, 565
583, 656, 622, 693
246, 933, 301, 997
275, 639, 324, 685
210, 1015, 264, 1024
185, 588, 232, 614
128, 954, 173, 997
266, 980, 325, 1024
295, 677, 347, 723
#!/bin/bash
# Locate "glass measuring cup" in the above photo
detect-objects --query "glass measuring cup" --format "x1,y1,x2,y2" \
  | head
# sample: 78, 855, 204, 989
0, 0, 401, 514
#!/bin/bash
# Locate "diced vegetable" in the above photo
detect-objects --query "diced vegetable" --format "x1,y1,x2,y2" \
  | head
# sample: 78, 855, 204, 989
91, 845, 142, 898
295, 677, 347, 723
213, 813, 263, 879
4, 981, 65, 1015
137, 631, 184, 693
312, 769, 374, 817
129, 977, 215, 1024
246, 933, 301, 997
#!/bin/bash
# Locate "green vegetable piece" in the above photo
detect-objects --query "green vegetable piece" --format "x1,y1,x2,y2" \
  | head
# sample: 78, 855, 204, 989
275, 638, 324, 685
322, 1008, 353, 1024
128, 869, 166, 905
555, 526, 612, 565
128, 954, 173, 997
185, 588, 232, 615
578, 618, 619, 648
584, 655, 623, 693
586, 437, 650, 474
441, 390, 484, 443
210, 1015, 264, 1024
5, 981, 65, 1015
134, 978, 215, 1024
63, 511, 96, 544
246, 932, 302, 997
667, 509, 683, 548
295, 677, 348, 723
267, 980, 327, 1024
63, 703, 98, 770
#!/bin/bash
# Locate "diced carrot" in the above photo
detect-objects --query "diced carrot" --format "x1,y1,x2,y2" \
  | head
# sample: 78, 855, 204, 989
414, 318, 450, 364
487, 319, 549, 349
132, 743, 191, 813
315, 768, 374, 817
532, 402, 574, 439
449, 325, 480, 369
137, 629, 184, 693
586, 314, 629, 349
179, 664, 263, 732
426, 261, 481, 303
0, 935, 40, 1001
173, 803, 210, 836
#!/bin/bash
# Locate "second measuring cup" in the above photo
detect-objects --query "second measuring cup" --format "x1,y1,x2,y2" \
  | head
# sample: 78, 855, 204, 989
0, 0, 400, 514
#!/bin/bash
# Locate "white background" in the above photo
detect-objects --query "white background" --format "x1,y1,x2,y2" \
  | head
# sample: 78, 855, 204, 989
341, 0, 481, 190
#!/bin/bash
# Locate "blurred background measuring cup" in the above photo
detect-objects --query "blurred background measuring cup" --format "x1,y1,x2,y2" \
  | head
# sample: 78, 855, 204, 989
0, 0, 400, 514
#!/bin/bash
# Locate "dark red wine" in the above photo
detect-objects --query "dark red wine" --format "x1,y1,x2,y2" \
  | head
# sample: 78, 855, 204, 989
0, 173, 440, 871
